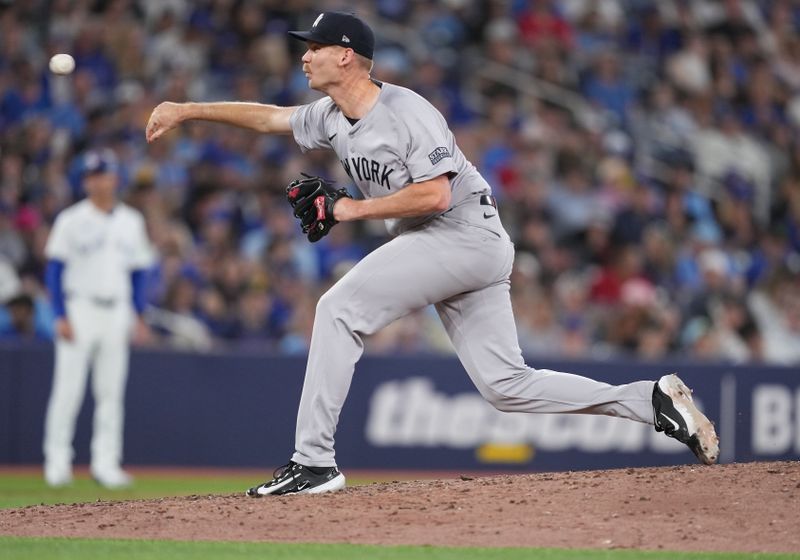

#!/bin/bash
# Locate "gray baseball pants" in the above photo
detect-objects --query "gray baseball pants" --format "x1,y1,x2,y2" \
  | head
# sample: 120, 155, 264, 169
291, 211, 655, 467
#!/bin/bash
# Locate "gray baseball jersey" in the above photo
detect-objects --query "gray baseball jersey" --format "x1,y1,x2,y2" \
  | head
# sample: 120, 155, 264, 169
287, 81, 656, 468
291, 81, 493, 236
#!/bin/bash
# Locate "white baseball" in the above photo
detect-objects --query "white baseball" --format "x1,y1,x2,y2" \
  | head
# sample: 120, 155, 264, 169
49, 53, 75, 75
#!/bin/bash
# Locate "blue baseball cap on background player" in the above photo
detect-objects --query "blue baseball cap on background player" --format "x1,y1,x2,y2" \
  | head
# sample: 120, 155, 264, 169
288, 11, 374, 60
82, 148, 119, 177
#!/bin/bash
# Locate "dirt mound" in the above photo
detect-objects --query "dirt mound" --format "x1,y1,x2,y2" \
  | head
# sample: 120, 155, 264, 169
2, 461, 798, 553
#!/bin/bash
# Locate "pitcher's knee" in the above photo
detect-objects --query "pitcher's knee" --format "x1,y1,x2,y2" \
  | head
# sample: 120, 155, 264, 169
315, 287, 355, 328
484, 392, 520, 413
482, 376, 533, 412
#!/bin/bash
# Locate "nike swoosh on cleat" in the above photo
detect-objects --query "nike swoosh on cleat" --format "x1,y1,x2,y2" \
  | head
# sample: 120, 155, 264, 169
659, 412, 680, 432
483, 212, 496, 219
256, 476, 294, 495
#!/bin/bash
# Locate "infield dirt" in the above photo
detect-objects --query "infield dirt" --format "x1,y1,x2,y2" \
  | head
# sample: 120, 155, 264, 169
1, 461, 798, 553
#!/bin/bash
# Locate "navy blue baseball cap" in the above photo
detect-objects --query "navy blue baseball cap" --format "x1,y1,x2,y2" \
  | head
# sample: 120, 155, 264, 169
82, 148, 119, 177
289, 11, 374, 60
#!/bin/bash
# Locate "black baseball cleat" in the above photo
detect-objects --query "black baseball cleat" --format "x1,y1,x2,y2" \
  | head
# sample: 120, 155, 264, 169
246, 461, 346, 497
653, 374, 720, 465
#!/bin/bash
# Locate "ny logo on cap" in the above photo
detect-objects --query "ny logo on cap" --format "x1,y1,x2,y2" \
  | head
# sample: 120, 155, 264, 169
313, 13, 324, 27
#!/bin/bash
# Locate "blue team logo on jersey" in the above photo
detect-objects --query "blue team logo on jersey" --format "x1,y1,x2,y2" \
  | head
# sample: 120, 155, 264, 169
76, 237, 106, 255
428, 147, 451, 166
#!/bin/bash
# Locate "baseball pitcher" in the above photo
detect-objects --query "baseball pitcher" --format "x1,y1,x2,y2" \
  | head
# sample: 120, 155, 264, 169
146, 11, 719, 496
43, 149, 155, 489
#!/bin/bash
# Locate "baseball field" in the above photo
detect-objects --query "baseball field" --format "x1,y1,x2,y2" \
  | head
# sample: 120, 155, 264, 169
1, 461, 798, 559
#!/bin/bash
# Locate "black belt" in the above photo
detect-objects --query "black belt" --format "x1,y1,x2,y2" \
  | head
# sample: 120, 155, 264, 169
443, 194, 498, 216
66, 293, 118, 308
90, 297, 118, 308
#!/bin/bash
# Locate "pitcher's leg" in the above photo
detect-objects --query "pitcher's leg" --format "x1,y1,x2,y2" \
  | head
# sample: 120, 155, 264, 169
436, 279, 655, 424
293, 234, 442, 466
291, 285, 365, 468
43, 337, 92, 478
292, 226, 503, 467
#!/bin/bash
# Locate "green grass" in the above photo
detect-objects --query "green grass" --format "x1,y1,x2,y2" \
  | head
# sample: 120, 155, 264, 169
0, 472, 380, 509
0, 472, 258, 509
1, 538, 797, 560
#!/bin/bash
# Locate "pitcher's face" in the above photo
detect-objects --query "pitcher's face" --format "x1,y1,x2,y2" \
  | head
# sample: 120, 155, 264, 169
301, 42, 348, 91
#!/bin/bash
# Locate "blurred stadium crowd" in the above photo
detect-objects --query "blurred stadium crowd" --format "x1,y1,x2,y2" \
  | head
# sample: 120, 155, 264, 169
0, 0, 798, 363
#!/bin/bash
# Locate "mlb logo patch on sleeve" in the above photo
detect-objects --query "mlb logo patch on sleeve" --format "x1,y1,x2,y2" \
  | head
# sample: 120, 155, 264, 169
428, 147, 451, 165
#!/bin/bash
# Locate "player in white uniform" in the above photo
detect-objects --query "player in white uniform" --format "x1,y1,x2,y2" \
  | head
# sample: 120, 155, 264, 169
146, 12, 719, 496
43, 149, 155, 488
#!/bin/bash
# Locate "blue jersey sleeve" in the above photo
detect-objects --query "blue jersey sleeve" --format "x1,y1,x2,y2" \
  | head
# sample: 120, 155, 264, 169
131, 269, 148, 315
45, 260, 67, 318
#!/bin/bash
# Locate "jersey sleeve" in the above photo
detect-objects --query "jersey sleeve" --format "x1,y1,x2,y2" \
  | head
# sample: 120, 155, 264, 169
402, 98, 458, 183
44, 212, 71, 261
45, 260, 67, 318
290, 97, 334, 153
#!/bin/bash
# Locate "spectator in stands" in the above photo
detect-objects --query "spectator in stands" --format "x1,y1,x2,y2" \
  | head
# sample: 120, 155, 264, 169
517, 0, 574, 53
546, 153, 599, 240
582, 50, 636, 125
0, 292, 50, 341
708, 292, 762, 363
748, 265, 800, 365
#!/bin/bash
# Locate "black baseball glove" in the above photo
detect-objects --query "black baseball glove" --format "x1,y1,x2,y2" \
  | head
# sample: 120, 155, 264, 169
286, 174, 352, 242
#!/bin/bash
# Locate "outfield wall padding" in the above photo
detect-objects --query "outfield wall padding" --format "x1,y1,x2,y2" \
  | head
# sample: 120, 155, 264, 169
1, 343, 798, 470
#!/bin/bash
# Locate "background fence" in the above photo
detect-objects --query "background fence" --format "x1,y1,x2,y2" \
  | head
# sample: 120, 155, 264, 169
1, 343, 798, 471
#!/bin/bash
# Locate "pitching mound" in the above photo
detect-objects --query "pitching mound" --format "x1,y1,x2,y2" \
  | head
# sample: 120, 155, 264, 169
2, 461, 798, 553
